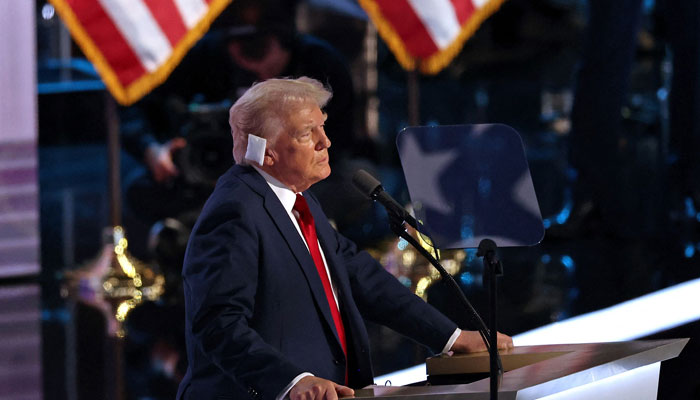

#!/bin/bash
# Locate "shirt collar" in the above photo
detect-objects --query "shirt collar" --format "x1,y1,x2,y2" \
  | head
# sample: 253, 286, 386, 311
252, 165, 298, 213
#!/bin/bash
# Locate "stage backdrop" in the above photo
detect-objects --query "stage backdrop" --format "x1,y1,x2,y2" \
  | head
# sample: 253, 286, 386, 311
0, 2, 43, 400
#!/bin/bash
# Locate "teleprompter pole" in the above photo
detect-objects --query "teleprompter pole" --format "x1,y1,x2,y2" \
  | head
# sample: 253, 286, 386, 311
478, 239, 504, 400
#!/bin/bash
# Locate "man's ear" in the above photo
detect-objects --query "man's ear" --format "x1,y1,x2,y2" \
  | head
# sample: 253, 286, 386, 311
263, 149, 275, 166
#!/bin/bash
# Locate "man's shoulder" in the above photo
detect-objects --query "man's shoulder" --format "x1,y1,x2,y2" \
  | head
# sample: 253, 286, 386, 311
191, 165, 268, 235
215, 164, 262, 189
203, 165, 265, 209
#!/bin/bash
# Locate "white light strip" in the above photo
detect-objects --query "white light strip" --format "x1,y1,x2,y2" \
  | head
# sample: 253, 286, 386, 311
514, 276, 700, 346
0, 211, 37, 223
0, 183, 37, 196
375, 276, 700, 385
0, 237, 40, 250
0, 158, 37, 170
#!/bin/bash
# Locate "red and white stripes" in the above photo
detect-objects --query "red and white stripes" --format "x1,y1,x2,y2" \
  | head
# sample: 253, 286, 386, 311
50, 0, 231, 105
359, 0, 505, 74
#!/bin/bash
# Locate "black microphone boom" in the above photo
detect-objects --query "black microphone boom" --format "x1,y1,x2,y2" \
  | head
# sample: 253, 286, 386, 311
351, 168, 498, 383
351, 169, 419, 229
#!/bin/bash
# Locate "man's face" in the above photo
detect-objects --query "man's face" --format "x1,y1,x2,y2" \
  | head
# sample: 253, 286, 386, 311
266, 103, 331, 192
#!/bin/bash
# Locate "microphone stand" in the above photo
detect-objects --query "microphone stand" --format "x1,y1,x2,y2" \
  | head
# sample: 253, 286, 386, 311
384, 212, 503, 398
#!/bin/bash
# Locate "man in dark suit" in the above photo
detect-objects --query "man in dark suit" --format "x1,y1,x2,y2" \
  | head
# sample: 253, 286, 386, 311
177, 77, 512, 400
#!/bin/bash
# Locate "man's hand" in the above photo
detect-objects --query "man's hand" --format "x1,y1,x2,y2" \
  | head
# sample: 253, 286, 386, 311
144, 138, 187, 183
451, 330, 513, 354
289, 376, 354, 400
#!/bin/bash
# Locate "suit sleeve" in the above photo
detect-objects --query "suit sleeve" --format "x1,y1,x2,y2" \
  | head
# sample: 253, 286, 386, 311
332, 228, 459, 353
182, 199, 304, 399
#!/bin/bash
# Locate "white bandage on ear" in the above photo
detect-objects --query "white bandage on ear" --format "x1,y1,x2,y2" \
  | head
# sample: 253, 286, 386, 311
245, 134, 267, 166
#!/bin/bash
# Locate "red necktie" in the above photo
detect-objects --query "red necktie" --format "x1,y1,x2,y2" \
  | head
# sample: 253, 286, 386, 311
293, 194, 347, 357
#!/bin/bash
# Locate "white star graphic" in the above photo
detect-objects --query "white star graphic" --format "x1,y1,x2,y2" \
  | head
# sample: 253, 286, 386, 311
398, 131, 460, 215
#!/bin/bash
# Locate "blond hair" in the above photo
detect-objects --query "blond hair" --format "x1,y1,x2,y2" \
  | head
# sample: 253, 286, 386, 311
230, 77, 332, 164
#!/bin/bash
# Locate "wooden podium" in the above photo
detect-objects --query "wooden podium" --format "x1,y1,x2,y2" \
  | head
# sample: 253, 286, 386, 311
352, 339, 688, 399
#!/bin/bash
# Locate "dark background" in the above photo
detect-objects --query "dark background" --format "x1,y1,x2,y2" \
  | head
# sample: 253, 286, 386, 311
35, 0, 699, 399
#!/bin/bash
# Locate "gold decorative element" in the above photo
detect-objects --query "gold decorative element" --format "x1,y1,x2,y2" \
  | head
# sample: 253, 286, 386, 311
63, 226, 165, 337
366, 225, 467, 301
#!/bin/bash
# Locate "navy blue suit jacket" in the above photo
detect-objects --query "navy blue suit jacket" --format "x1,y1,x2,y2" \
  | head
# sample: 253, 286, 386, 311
177, 165, 458, 399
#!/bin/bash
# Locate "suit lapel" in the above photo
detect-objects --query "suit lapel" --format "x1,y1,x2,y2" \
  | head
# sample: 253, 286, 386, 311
238, 167, 340, 350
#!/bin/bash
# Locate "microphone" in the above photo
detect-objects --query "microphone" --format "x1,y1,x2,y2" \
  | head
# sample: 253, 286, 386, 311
352, 169, 419, 229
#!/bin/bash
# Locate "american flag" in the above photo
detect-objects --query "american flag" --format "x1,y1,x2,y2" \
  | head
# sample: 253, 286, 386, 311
49, 0, 233, 105
359, 0, 505, 74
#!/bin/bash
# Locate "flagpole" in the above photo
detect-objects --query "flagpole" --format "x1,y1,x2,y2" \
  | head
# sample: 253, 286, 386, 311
407, 65, 420, 126
104, 93, 126, 400
106, 94, 122, 227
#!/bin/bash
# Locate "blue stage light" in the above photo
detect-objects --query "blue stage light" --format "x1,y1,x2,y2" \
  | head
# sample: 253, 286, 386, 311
560, 255, 575, 271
